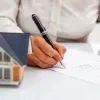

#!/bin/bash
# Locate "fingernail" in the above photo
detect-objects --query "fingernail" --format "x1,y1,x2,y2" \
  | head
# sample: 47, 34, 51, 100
57, 57, 62, 62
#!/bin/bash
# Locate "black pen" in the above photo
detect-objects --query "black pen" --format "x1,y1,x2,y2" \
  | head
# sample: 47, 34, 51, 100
32, 14, 66, 68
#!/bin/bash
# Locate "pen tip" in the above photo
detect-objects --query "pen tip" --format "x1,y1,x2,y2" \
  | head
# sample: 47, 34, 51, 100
60, 62, 66, 68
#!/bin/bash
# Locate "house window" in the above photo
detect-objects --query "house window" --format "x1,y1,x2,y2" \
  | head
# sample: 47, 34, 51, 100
4, 68, 11, 80
0, 68, 2, 79
4, 53, 10, 62
0, 52, 2, 61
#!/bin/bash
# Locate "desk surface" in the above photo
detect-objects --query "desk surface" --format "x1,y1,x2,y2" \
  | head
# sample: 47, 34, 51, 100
0, 43, 100, 100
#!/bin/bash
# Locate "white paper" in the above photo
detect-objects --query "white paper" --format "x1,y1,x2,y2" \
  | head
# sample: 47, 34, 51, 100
50, 48, 100, 84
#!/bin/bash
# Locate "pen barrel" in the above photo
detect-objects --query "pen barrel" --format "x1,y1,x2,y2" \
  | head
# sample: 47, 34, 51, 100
32, 14, 45, 33
42, 33, 57, 50
32, 14, 57, 50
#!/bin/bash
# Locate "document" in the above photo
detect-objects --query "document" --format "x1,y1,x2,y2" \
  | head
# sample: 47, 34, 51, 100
50, 48, 100, 84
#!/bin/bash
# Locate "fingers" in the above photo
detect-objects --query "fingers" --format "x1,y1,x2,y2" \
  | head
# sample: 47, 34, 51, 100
32, 46, 58, 65
28, 54, 53, 68
53, 41, 67, 59
31, 37, 62, 61
30, 36, 67, 68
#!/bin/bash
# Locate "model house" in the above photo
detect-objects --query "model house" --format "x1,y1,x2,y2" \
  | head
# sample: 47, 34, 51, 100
0, 32, 30, 85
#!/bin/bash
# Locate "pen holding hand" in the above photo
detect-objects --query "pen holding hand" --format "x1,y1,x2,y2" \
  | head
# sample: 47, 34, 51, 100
31, 14, 66, 68
28, 36, 66, 68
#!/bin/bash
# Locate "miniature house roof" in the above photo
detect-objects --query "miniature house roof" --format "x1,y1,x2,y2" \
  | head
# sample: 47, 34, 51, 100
0, 32, 30, 66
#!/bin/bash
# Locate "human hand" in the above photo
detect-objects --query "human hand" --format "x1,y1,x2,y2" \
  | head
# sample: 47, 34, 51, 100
27, 36, 66, 68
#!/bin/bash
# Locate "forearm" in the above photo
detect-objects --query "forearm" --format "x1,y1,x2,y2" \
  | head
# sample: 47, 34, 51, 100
0, 0, 22, 32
